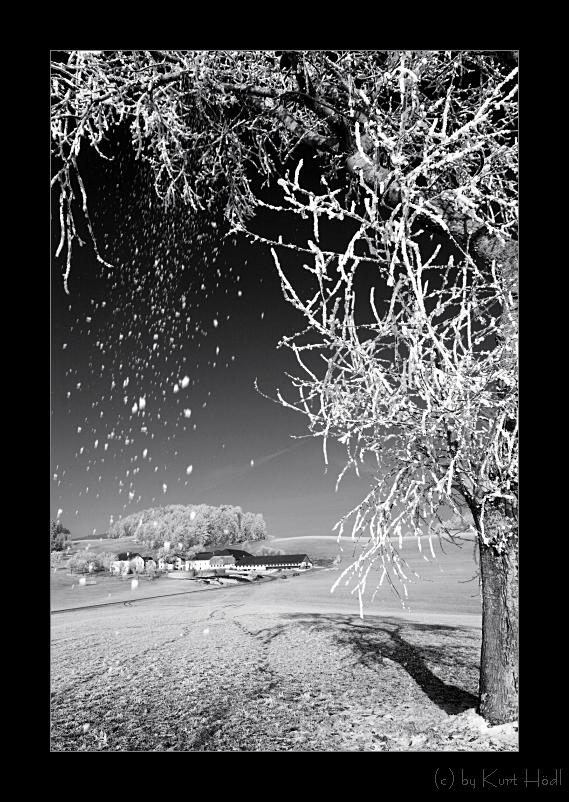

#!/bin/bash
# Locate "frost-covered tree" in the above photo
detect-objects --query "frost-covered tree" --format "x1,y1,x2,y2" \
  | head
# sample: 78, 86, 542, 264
255, 545, 286, 556
128, 558, 140, 575
97, 552, 118, 572
68, 550, 91, 574
108, 519, 134, 539
251, 513, 268, 541
51, 50, 517, 725
51, 519, 72, 551
238, 511, 268, 543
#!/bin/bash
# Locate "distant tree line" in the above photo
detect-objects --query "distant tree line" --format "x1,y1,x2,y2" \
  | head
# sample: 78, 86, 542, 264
108, 504, 267, 553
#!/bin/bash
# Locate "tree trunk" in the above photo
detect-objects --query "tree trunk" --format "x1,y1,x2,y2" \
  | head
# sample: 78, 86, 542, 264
476, 507, 518, 725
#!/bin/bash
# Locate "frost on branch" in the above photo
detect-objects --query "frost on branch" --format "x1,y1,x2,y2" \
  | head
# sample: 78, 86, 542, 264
262, 145, 516, 614
52, 51, 517, 295
51, 52, 517, 611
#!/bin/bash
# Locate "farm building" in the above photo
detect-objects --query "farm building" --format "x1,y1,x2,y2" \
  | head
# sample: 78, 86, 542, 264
210, 555, 236, 568
218, 548, 253, 561
190, 553, 219, 571
111, 552, 142, 574
111, 553, 156, 574
189, 548, 252, 571
152, 548, 312, 575
232, 554, 313, 572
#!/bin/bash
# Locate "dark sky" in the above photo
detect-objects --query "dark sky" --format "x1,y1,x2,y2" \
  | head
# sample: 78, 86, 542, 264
51, 140, 386, 539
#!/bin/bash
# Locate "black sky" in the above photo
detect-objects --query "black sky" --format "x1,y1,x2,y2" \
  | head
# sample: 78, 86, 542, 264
51, 137, 384, 539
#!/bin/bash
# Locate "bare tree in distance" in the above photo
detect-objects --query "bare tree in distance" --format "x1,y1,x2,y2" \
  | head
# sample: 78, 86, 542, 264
51, 50, 517, 725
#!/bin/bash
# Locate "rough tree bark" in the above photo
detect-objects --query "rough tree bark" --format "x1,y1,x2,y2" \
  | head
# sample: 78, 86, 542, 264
472, 504, 518, 723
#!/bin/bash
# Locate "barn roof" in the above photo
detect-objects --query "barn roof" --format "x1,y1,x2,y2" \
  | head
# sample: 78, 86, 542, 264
192, 548, 252, 561
220, 548, 253, 559
236, 554, 312, 567
115, 552, 142, 561
210, 555, 235, 564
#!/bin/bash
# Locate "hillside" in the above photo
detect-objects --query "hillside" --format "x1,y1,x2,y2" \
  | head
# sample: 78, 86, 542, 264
48, 525, 518, 753
50, 557, 516, 752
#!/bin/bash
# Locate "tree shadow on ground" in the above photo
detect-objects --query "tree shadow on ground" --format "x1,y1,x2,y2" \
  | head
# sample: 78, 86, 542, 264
278, 613, 479, 715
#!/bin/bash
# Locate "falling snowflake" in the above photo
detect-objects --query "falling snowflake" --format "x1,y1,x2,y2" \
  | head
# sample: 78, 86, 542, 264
186, 465, 193, 475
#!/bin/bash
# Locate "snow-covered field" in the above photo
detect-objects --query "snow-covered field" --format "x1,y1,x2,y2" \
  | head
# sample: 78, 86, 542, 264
51, 539, 517, 752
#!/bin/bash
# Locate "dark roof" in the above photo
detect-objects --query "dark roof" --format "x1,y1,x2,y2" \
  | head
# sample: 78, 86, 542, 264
235, 554, 312, 567
115, 552, 142, 561
220, 548, 253, 559
192, 548, 252, 561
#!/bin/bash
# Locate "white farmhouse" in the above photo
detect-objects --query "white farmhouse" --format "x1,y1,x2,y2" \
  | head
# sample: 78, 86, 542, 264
111, 552, 145, 575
